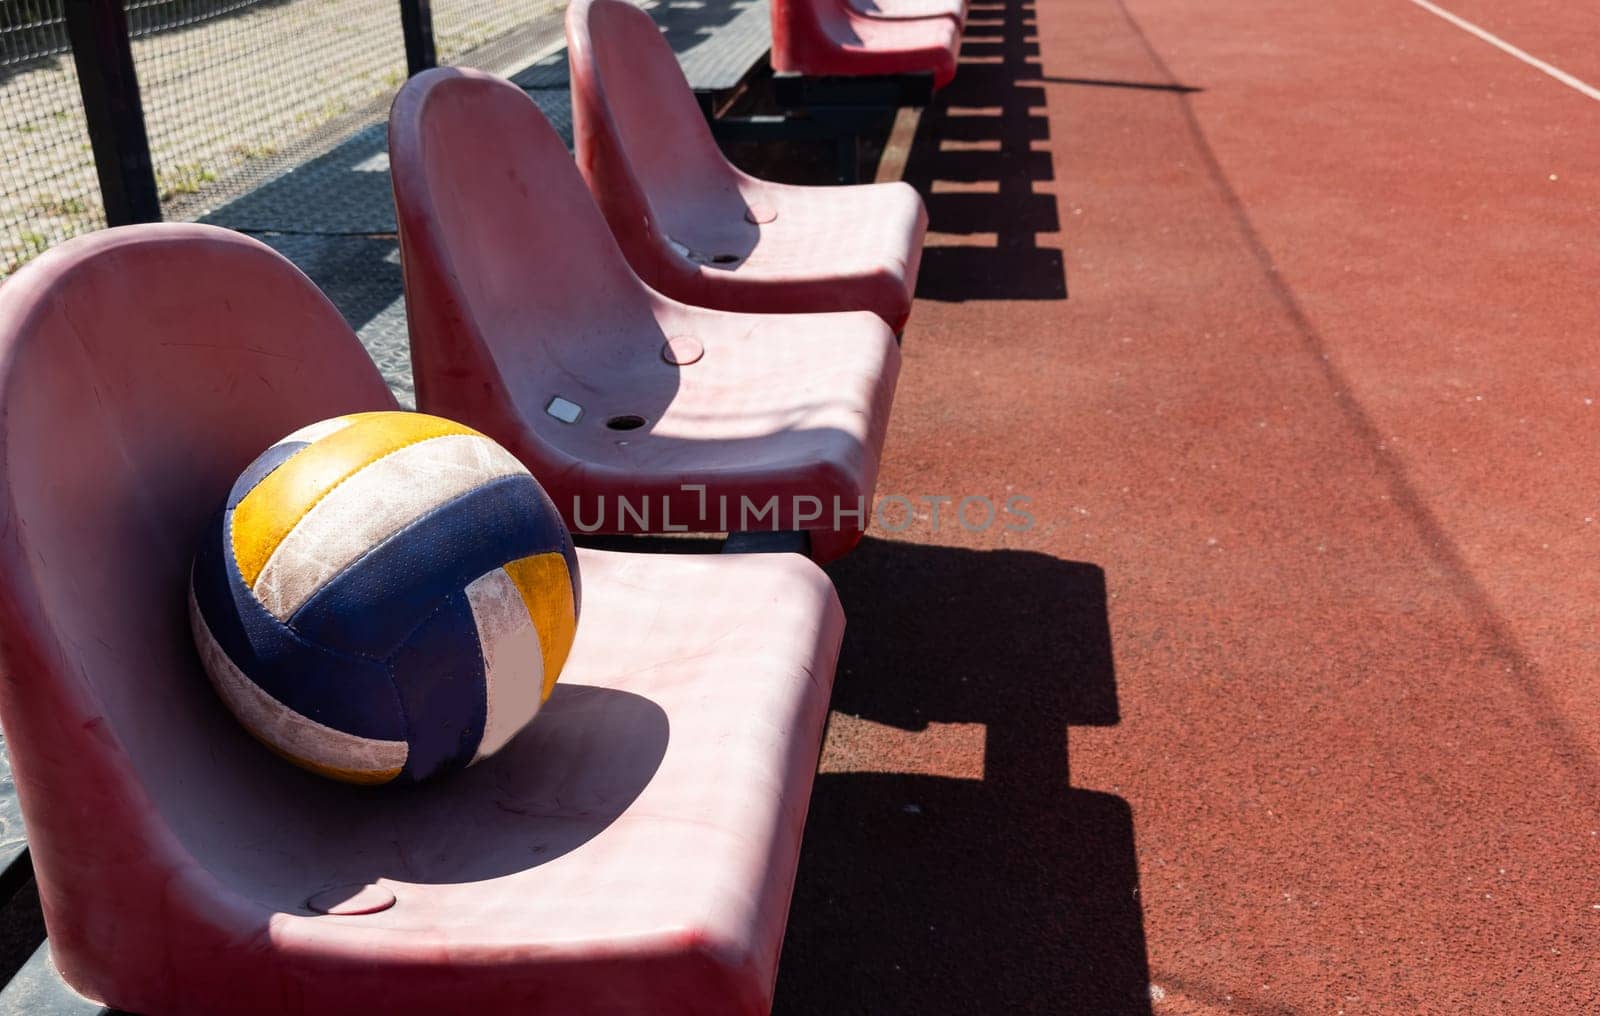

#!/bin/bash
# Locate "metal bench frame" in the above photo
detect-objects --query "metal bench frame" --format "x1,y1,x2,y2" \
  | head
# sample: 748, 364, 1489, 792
713, 68, 935, 182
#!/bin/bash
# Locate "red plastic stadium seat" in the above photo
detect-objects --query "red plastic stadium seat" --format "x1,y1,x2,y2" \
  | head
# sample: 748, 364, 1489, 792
0, 224, 845, 1015
847, 0, 967, 28
391, 68, 900, 563
567, 0, 928, 332
771, 0, 962, 88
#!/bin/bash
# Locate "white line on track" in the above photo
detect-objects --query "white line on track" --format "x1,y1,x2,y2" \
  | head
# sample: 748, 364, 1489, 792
1405, 0, 1600, 102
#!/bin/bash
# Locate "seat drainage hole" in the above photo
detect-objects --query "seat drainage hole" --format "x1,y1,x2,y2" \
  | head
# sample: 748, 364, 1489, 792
306, 883, 396, 916
606, 414, 647, 431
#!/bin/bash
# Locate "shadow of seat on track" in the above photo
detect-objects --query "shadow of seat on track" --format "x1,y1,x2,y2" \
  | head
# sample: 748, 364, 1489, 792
905, 0, 1067, 302
777, 538, 1152, 1015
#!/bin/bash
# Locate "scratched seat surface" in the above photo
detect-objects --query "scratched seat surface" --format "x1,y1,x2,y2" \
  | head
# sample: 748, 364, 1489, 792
770, 0, 962, 88
0, 224, 844, 1015
390, 68, 901, 562
569, 0, 930, 333
846, 0, 967, 26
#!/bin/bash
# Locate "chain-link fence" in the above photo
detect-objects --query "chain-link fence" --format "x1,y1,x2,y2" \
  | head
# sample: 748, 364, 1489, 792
1, 2, 103, 275
130, 0, 409, 221
437, 1, 560, 66
1, 0, 566, 277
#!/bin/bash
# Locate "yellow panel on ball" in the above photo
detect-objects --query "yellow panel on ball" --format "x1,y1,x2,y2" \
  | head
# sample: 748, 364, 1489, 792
504, 551, 579, 701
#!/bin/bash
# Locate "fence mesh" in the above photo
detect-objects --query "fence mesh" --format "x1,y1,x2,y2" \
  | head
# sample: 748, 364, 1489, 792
0, 1, 104, 275
1, 0, 568, 277
437, 1, 564, 68
130, 0, 407, 221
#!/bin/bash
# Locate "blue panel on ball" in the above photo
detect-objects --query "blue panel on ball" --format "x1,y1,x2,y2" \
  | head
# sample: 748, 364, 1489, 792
289, 474, 569, 658
225, 440, 309, 510
192, 508, 408, 742
386, 589, 488, 782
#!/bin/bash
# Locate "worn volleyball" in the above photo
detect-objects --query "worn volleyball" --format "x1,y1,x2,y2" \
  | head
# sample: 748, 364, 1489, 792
188, 412, 581, 785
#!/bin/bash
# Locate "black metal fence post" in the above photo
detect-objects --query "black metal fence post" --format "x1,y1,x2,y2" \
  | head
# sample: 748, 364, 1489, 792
399, 0, 437, 76
63, 0, 161, 226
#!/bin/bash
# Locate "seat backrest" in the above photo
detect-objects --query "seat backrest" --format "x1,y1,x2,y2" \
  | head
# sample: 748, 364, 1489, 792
567, 0, 748, 270
770, 0, 860, 76
0, 224, 396, 995
390, 67, 661, 437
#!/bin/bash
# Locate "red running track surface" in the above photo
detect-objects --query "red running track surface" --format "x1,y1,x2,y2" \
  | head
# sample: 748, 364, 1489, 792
775, 0, 1600, 1012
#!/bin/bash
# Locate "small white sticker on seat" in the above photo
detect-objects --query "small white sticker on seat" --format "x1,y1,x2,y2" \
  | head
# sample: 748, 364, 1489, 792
546, 396, 583, 423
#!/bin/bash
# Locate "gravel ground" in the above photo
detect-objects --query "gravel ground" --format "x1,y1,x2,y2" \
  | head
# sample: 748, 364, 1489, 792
0, 0, 560, 275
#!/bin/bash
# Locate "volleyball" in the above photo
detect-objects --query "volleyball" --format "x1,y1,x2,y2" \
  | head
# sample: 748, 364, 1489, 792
188, 412, 580, 785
